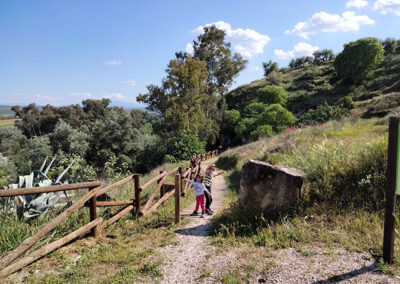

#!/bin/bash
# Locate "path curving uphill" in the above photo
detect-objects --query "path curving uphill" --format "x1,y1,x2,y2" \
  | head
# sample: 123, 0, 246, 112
158, 159, 227, 283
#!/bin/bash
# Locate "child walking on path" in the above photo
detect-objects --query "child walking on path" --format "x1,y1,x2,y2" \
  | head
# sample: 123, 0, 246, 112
184, 174, 211, 218
204, 164, 225, 215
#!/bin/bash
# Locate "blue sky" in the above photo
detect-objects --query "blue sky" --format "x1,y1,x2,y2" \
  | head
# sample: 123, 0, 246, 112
0, 0, 399, 107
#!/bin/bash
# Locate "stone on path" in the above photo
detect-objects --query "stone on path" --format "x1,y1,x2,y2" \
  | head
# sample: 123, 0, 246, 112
240, 160, 305, 213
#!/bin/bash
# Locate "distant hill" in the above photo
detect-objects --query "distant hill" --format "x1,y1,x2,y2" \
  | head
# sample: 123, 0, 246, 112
226, 54, 400, 118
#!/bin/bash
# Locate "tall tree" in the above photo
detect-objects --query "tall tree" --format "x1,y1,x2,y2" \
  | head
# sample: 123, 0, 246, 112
193, 25, 248, 97
262, 60, 279, 77
138, 55, 218, 143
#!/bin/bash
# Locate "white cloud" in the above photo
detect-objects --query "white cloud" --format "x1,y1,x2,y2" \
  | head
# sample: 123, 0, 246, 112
69, 92, 93, 99
274, 42, 319, 60
346, 0, 369, 8
104, 93, 125, 100
285, 11, 374, 39
124, 80, 137, 87
193, 21, 270, 57
251, 66, 261, 71
373, 0, 400, 15
104, 59, 122, 66
185, 43, 194, 55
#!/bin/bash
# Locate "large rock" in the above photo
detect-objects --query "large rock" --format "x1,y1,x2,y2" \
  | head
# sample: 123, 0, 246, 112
239, 160, 305, 213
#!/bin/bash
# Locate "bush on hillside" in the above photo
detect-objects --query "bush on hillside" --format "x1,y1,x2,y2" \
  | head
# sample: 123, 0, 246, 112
215, 153, 239, 170
299, 103, 348, 125
235, 103, 296, 141
334, 37, 384, 84
257, 85, 288, 106
250, 125, 273, 141
164, 129, 205, 161
335, 96, 354, 110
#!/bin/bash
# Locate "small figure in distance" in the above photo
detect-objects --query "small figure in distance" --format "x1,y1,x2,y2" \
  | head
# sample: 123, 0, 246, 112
183, 174, 211, 218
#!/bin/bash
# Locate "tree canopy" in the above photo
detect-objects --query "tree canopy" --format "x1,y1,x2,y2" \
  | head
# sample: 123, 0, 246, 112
334, 37, 384, 84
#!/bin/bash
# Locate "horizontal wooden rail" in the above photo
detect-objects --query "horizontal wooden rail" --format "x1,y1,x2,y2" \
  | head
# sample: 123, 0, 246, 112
142, 189, 175, 215
0, 186, 101, 270
140, 171, 169, 191
99, 205, 134, 231
0, 181, 101, 197
96, 175, 134, 197
140, 166, 179, 191
0, 218, 103, 278
96, 200, 135, 207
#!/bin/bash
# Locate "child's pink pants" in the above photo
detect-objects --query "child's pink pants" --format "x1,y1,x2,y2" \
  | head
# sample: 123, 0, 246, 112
195, 194, 205, 213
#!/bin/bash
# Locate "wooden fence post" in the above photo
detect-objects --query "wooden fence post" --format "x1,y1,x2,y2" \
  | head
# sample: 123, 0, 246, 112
159, 171, 165, 198
383, 117, 399, 264
175, 174, 181, 224
178, 167, 185, 197
134, 174, 142, 216
89, 186, 98, 238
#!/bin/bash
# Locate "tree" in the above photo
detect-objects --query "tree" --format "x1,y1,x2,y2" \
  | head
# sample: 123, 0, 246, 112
12, 103, 41, 138
192, 25, 247, 97
313, 49, 335, 64
334, 37, 384, 84
138, 55, 218, 143
58, 104, 86, 128
130, 109, 152, 129
262, 60, 279, 77
82, 98, 111, 122
50, 120, 89, 157
289, 56, 313, 68
234, 102, 296, 141
257, 85, 288, 106
381, 38, 399, 55
256, 104, 296, 132
164, 129, 205, 161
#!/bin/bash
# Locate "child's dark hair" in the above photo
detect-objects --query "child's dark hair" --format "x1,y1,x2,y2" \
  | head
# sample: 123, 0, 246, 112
195, 174, 203, 182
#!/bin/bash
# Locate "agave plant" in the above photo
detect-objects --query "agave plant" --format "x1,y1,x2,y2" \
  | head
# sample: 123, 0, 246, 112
1, 156, 74, 219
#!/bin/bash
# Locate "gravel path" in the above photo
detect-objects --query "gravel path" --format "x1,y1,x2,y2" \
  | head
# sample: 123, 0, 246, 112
157, 162, 400, 284
158, 161, 226, 284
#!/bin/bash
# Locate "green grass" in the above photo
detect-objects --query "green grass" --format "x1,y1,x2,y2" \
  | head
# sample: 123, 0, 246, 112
211, 117, 400, 274
0, 119, 15, 128
3, 159, 205, 282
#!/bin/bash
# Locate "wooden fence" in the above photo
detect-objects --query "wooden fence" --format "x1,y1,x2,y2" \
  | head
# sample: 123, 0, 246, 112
0, 150, 218, 277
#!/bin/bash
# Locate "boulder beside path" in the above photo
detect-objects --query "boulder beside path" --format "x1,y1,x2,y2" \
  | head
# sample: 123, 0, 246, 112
239, 160, 305, 213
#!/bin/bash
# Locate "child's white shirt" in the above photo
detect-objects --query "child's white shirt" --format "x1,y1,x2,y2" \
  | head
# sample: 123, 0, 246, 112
189, 180, 207, 196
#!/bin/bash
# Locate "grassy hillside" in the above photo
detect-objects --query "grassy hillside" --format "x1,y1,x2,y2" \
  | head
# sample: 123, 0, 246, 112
226, 54, 400, 118
212, 116, 400, 274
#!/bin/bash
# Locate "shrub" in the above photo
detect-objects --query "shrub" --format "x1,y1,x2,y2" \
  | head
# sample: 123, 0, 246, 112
215, 154, 239, 170
256, 104, 297, 132
164, 129, 205, 161
334, 37, 384, 83
335, 96, 354, 110
299, 103, 348, 125
257, 85, 288, 106
250, 125, 273, 141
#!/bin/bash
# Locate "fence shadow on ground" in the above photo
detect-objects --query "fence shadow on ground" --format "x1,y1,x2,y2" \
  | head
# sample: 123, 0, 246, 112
311, 263, 378, 284
174, 223, 212, 237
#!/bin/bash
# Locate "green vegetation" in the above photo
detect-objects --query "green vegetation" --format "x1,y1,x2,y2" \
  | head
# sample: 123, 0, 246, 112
4, 160, 197, 283
334, 37, 384, 84
212, 118, 400, 273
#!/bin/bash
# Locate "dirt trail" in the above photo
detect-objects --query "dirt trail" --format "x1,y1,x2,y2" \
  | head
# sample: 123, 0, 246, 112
158, 159, 226, 283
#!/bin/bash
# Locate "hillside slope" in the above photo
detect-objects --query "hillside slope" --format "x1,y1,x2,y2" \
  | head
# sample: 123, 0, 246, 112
226, 54, 400, 118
